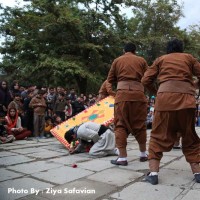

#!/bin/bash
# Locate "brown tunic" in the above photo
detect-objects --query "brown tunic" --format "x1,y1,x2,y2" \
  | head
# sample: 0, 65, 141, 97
142, 53, 200, 111
107, 52, 148, 157
29, 96, 47, 115
141, 52, 200, 165
107, 52, 148, 103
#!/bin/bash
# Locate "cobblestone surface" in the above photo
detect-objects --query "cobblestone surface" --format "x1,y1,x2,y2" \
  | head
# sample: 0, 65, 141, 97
0, 128, 200, 200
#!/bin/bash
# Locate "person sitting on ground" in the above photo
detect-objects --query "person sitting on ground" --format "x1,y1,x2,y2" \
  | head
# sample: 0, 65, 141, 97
5, 107, 32, 140
53, 115, 63, 127
0, 113, 15, 144
64, 121, 119, 157
44, 116, 53, 138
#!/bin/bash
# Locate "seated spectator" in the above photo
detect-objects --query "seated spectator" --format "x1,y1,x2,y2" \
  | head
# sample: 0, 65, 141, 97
64, 122, 119, 157
5, 107, 31, 140
44, 116, 53, 138
53, 115, 63, 127
8, 93, 25, 126
88, 99, 96, 107
0, 113, 15, 144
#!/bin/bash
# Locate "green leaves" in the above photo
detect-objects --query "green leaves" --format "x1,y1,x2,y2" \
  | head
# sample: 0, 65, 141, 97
0, 0, 198, 92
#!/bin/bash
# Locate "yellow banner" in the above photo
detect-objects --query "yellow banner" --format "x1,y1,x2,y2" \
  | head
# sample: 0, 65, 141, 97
50, 96, 114, 149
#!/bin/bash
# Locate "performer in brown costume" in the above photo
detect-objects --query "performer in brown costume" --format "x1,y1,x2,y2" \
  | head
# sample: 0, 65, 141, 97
107, 42, 148, 166
142, 38, 200, 184
97, 80, 116, 101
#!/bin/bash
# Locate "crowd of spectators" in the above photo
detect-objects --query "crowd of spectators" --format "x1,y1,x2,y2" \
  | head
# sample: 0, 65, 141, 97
1, 79, 199, 143
0, 80, 98, 143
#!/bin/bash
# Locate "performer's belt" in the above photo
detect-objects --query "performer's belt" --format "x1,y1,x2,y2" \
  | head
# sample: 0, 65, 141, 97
98, 125, 108, 136
158, 80, 195, 95
117, 81, 144, 92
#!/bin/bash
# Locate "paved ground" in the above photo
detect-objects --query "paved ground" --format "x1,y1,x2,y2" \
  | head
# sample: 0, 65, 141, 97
0, 128, 200, 200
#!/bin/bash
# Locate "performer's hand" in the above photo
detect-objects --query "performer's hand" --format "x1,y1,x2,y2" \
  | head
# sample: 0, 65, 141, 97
18, 127, 23, 132
69, 147, 75, 154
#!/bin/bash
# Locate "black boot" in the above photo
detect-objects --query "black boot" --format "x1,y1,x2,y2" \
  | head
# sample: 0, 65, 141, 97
145, 172, 158, 185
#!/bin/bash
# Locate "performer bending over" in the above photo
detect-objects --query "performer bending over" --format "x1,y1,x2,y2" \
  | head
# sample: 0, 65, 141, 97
64, 122, 119, 157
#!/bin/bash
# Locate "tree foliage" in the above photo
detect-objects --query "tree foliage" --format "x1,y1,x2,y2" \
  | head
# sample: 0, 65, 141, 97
0, 0, 199, 93
125, 0, 184, 63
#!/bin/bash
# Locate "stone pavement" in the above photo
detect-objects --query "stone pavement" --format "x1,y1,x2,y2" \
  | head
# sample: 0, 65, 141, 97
0, 129, 200, 200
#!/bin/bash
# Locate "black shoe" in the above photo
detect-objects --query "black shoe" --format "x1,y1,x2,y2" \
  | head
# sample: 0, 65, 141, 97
173, 146, 181, 150
111, 159, 128, 166
194, 173, 200, 183
145, 172, 158, 185
140, 156, 148, 162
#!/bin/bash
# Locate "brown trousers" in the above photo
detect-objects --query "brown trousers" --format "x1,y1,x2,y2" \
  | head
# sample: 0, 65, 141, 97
149, 109, 200, 172
114, 101, 147, 157
33, 113, 45, 137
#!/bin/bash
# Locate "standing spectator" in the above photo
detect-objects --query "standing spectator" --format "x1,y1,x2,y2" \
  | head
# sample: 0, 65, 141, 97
72, 97, 85, 116
107, 42, 148, 166
46, 87, 56, 117
8, 93, 25, 126
0, 81, 12, 115
146, 110, 154, 129
53, 92, 66, 121
142, 38, 200, 184
68, 88, 77, 103
54, 86, 63, 101
5, 107, 31, 140
23, 91, 34, 133
29, 90, 47, 139
21, 85, 35, 101
64, 97, 72, 120
10, 80, 20, 99
173, 132, 182, 149
88, 94, 93, 104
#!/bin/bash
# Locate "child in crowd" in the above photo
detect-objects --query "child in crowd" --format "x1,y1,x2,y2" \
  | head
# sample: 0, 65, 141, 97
53, 115, 63, 127
44, 116, 53, 138
5, 107, 31, 140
